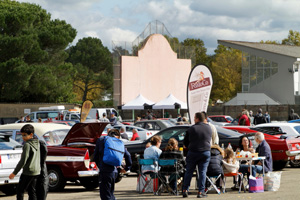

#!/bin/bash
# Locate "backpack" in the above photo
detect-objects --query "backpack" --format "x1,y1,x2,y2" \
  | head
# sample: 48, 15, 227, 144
103, 136, 125, 166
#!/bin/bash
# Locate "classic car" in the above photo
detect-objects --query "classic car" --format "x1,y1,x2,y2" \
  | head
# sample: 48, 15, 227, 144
0, 122, 108, 191
208, 115, 234, 123
0, 133, 22, 195
125, 125, 256, 172
223, 126, 300, 169
133, 119, 174, 134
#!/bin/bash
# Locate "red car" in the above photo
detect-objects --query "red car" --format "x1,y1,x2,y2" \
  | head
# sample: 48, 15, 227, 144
0, 122, 108, 191
209, 115, 234, 123
223, 126, 300, 170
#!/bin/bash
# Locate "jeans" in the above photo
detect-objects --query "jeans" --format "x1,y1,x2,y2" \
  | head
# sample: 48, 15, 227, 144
99, 171, 117, 200
182, 150, 210, 193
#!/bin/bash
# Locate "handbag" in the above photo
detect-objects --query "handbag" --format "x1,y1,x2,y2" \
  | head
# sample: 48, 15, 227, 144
249, 176, 264, 193
264, 171, 282, 191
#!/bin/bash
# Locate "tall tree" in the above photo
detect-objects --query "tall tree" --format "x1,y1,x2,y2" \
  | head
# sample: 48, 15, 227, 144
67, 37, 113, 102
282, 30, 300, 45
0, 0, 76, 102
210, 45, 242, 102
181, 38, 209, 66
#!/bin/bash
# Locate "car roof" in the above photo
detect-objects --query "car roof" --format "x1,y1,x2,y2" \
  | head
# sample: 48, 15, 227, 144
0, 123, 71, 137
256, 123, 299, 127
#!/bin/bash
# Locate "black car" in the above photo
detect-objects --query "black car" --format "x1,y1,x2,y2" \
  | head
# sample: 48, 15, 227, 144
125, 125, 256, 172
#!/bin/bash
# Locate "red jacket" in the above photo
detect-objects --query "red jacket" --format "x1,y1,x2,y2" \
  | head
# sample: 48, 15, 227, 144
239, 114, 250, 126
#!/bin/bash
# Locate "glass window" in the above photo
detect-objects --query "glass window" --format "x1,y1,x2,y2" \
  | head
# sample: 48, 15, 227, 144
257, 69, 264, 84
257, 57, 264, 68
43, 129, 70, 145
250, 55, 256, 61
272, 67, 278, 75
242, 84, 249, 92
153, 123, 161, 130
15, 131, 23, 144
242, 69, 249, 83
293, 126, 300, 134
48, 112, 59, 118
134, 123, 144, 128
0, 137, 22, 150
71, 114, 79, 120
264, 68, 271, 79
156, 127, 188, 142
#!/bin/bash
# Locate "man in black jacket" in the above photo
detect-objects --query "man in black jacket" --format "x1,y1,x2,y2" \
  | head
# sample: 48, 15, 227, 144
36, 140, 48, 200
182, 112, 212, 198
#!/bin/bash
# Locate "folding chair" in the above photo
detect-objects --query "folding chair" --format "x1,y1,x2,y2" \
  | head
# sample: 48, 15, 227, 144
137, 159, 159, 194
157, 159, 179, 196
206, 174, 223, 195
223, 172, 244, 193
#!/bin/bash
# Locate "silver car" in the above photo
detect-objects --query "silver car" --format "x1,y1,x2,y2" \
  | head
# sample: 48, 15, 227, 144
0, 133, 22, 195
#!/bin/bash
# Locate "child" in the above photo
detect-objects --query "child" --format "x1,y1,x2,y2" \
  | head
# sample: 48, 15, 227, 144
206, 145, 224, 190
9, 124, 41, 200
222, 148, 240, 190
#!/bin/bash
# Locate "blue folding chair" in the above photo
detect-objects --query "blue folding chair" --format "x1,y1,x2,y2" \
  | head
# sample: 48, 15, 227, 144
137, 159, 159, 194
157, 159, 179, 196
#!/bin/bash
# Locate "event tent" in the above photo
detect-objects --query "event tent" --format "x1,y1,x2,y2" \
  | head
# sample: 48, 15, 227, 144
152, 94, 187, 109
121, 94, 155, 110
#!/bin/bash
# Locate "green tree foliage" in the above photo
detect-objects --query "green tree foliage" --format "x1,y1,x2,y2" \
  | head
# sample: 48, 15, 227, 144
181, 38, 209, 66
260, 40, 280, 44
0, 0, 76, 102
210, 45, 242, 102
67, 37, 113, 102
282, 30, 300, 45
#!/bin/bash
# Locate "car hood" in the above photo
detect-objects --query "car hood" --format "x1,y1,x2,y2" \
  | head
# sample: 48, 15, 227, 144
61, 122, 109, 145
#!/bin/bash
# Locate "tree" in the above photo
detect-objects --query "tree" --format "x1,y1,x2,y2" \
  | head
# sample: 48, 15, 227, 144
282, 30, 300, 45
210, 45, 242, 102
67, 37, 113, 102
0, 0, 77, 102
181, 38, 209, 66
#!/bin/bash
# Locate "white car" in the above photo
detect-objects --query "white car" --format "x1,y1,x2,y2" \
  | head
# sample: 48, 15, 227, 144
255, 122, 300, 136
0, 133, 22, 195
110, 125, 156, 141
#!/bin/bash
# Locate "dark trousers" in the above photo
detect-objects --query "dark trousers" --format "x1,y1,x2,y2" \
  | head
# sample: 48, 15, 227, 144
183, 151, 210, 193
36, 175, 49, 200
99, 171, 117, 200
17, 174, 38, 200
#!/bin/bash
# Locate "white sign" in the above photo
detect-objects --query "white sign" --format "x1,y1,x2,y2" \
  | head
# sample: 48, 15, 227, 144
24, 109, 31, 114
187, 65, 213, 124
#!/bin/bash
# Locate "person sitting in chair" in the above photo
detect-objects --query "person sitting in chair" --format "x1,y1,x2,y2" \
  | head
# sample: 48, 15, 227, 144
206, 145, 224, 191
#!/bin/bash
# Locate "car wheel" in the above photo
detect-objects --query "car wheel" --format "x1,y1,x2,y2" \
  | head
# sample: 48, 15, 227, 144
290, 160, 300, 168
1, 184, 17, 195
80, 177, 99, 190
273, 160, 288, 170
48, 166, 66, 191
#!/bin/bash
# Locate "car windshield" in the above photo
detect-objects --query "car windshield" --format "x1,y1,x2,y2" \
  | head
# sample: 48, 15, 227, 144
43, 129, 70, 145
216, 127, 242, 137
293, 126, 300, 134
161, 120, 174, 127
0, 136, 22, 150
226, 116, 234, 122
155, 127, 189, 142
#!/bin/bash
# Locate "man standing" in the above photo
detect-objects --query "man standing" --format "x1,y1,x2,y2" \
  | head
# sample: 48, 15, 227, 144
288, 109, 300, 121
100, 113, 110, 122
253, 108, 267, 125
109, 113, 118, 126
183, 112, 212, 198
202, 111, 219, 145
94, 129, 132, 200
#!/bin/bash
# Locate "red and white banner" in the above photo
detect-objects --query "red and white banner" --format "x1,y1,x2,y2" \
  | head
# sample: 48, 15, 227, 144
187, 64, 213, 124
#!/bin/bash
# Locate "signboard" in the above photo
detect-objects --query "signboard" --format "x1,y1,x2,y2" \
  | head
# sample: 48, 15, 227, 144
187, 64, 213, 124
80, 100, 93, 122
24, 109, 31, 114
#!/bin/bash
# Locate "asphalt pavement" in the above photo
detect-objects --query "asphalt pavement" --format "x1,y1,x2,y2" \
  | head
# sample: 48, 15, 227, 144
1, 165, 300, 199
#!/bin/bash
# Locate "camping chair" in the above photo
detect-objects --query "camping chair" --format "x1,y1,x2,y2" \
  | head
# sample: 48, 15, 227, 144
137, 159, 159, 194
205, 174, 223, 194
157, 159, 179, 196
223, 172, 244, 193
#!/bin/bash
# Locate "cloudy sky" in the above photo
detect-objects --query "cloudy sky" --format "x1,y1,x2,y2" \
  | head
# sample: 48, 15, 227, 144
18, 0, 300, 54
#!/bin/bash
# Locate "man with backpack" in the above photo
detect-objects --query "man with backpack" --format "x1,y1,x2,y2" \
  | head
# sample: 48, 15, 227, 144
94, 129, 132, 200
253, 108, 267, 125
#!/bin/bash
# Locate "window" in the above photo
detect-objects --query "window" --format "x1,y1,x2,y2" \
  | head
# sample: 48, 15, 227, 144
156, 127, 188, 142
43, 129, 69, 145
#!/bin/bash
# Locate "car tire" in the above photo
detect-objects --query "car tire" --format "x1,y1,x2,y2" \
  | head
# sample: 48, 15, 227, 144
273, 160, 288, 170
48, 166, 66, 191
1, 184, 17, 195
289, 160, 300, 168
80, 177, 99, 190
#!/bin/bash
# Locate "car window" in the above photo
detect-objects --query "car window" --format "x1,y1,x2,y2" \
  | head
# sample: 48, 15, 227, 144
156, 127, 188, 142
226, 116, 233, 122
47, 112, 59, 119
15, 131, 24, 144
216, 127, 242, 137
37, 113, 48, 119
134, 123, 144, 128
71, 114, 79, 120
0, 136, 21, 150
153, 123, 161, 130
43, 129, 69, 145
161, 120, 173, 128
29, 113, 34, 119
65, 114, 70, 119
293, 126, 300, 134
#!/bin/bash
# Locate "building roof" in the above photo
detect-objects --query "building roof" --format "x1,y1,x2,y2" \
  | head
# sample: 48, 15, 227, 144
225, 93, 280, 106
218, 40, 300, 58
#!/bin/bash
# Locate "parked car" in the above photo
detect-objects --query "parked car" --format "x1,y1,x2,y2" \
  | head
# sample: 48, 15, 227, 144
112, 125, 156, 141
0, 122, 108, 191
133, 119, 174, 133
16, 111, 61, 122
125, 125, 256, 172
223, 125, 300, 170
63, 112, 96, 123
0, 133, 22, 195
89, 108, 122, 121
43, 120, 76, 126
255, 123, 300, 136
208, 115, 234, 123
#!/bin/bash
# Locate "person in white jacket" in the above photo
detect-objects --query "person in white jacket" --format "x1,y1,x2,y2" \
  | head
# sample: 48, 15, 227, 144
222, 148, 240, 190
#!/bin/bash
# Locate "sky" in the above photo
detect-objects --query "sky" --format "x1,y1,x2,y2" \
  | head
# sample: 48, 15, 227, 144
17, 0, 300, 54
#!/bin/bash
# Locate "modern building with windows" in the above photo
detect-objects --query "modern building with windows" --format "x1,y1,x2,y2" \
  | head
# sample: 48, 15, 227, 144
218, 40, 300, 105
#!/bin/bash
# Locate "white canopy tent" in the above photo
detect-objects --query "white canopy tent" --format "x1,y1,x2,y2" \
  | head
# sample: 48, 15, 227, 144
120, 94, 155, 120
152, 94, 187, 116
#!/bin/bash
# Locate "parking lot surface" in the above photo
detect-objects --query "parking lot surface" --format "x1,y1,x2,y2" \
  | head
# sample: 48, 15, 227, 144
1, 166, 300, 199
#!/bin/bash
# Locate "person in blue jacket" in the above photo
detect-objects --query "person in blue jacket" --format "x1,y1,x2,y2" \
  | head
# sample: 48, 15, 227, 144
94, 129, 132, 200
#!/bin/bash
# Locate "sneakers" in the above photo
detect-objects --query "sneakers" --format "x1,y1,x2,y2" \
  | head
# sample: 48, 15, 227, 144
197, 192, 208, 198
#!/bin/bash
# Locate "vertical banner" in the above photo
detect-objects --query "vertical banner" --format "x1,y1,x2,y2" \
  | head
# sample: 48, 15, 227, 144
81, 100, 93, 122
187, 64, 213, 124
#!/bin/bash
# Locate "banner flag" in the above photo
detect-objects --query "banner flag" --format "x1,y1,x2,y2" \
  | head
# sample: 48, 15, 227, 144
187, 64, 213, 124
80, 100, 93, 122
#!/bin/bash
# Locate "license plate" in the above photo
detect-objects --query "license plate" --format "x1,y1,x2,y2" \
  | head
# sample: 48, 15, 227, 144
7, 154, 21, 160
295, 155, 300, 160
